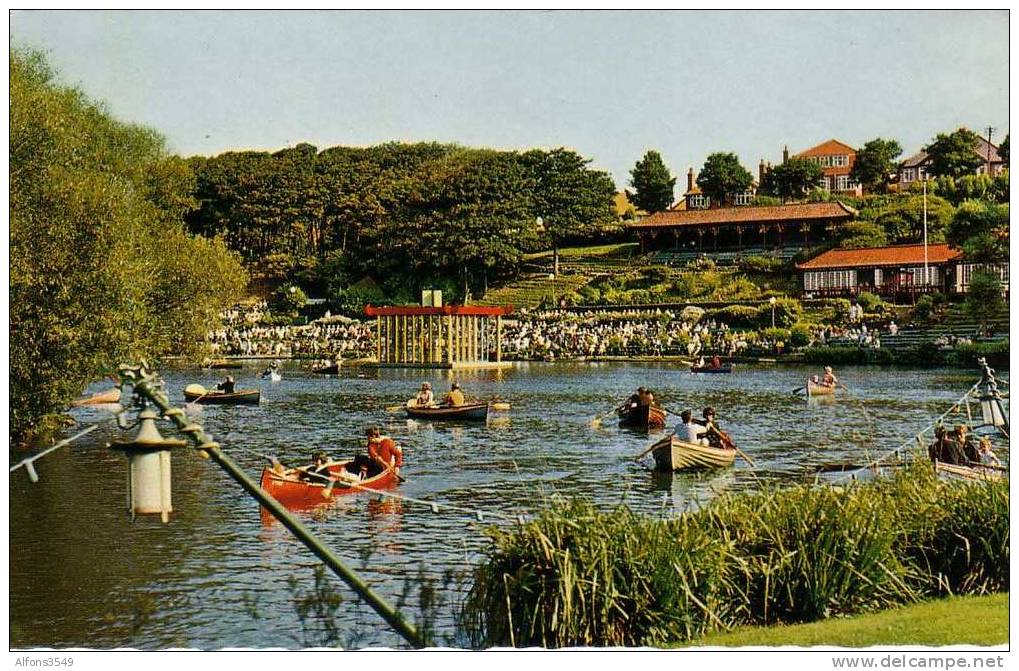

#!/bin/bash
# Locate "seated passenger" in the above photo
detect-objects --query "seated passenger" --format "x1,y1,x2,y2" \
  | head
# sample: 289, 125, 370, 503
444, 382, 466, 407
216, 376, 236, 394
299, 451, 331, 481
414, 382, 435, 408
676, 409, 708, 446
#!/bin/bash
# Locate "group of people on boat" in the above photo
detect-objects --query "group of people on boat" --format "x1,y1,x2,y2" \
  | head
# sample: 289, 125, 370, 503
299, 426, 404, 482
620, 386, 657, 411
261, 360, 281, 379
811, 366, 839, 389
928, 423, 1000, 468
676, 406, 733, 449
695, 355, 724, 370
410, 381, 467, 408
216, 376, 236, 394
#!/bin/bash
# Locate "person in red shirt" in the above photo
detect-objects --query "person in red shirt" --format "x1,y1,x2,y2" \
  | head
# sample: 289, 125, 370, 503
366, 426, 403, 478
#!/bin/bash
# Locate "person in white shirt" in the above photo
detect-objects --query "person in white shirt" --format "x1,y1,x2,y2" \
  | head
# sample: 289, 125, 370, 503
414, 382, 435, 408
677, 409, 708, 445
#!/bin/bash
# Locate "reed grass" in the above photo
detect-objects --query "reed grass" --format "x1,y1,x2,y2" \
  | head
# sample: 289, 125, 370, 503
459, 462, 1008, 648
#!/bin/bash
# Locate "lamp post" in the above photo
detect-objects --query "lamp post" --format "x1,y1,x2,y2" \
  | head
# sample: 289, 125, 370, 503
769, 296, 777, 329
548, 273, 556, 308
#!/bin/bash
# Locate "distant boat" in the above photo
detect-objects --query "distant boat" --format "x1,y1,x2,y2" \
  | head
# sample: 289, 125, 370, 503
71, 388, 121, 406
648, 434, 736, 471
617, 403, 667, 430
261, 370, 282, 382
311, 363, 339, 375
691, 364, 733, 374
405, 401, 490, 421
806, 380, 836, 397
184, 384, 260, 405
204, 360, 243, 370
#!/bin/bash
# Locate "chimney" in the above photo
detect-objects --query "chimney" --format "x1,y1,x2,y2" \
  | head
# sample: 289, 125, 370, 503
782, 146, 789, 163
687, 167, 694, 192
759, 159, 766, 185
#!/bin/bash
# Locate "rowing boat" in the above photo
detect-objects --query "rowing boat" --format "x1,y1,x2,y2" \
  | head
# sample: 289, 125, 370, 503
617, 403, 667, 429
311, 363, 339, 375
260, 459, 399, 507
691, 365, 733, 374
71, 388, 122, 406
934, 461, 1004, 482
649, 434, 736, 471
806, 380, 836, 397
183, 387, 261, 405
405, 401, 490, 421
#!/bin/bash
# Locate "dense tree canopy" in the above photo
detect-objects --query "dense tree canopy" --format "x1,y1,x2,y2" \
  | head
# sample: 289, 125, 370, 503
187, 143, 616, 300
10, 49, 247, 442
998, 134, 1009, 164
867, 194, 954, 244
947, 201, 1009, 263
925, 128, 985, 178
759, 158, 824, 201
627, 150, 676, 213
850, 138, 902, 193
696, 153, 753, 207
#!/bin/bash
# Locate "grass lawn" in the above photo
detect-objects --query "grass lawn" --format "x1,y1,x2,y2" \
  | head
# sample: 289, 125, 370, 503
681, 593, 1008, 647
523, 242, 638, 260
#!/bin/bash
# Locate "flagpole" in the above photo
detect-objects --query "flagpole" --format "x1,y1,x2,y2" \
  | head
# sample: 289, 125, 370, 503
922, 177, 929, 286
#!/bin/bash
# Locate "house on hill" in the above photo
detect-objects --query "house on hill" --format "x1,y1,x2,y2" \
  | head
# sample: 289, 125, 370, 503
795, 243, 1009, 300
792, 139, 862, 196
898, 135, 1006, 188
629, 201, 857, 262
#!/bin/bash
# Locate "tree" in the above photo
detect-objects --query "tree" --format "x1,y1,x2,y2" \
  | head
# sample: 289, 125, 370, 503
925, 128, 984, 178
759, 158, 824, 201
626, 150, 676, 213
696, 153, 753, 207
10, 49, 246, 443
850, 138, 902, 193
965, 270, 1005, 336
947, 201, 1009, 263
871, 194, 954, 244
998, 134, 1009, 164
837, 221, 888, 249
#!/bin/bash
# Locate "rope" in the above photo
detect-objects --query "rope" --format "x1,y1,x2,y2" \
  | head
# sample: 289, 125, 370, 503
830, 381, 982, 484
330, 477, 528, 525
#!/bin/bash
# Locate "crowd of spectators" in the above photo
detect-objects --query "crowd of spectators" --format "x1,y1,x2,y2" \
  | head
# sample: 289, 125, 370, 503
206, 304, 375, 359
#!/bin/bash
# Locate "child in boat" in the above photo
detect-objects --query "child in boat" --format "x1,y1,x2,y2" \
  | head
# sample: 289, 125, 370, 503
978, 437, 1001, 467
414, 382, 435, 407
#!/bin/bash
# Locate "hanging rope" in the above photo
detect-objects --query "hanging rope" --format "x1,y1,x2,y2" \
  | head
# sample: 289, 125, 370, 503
10, 424, 102, 483
830, 381, 984, 484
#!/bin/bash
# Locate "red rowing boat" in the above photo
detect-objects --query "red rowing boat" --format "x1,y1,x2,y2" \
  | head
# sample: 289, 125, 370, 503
259, 459, 399, 508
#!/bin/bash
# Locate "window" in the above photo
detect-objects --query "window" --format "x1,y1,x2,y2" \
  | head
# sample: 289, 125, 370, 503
905, 266, 940, 286
688, 194, 710, 209
835, 175, 855, 191
819, 176, 831, 191
917, 166, 927, 180
901, 168, 915, 183
804, 269, 857, 291
959, 263, 1009, 287
733, 191, 753, 206
833, 155, 849, 167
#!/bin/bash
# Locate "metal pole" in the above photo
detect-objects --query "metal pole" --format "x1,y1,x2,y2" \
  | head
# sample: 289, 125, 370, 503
922, 178, 929, 286
120, 366, 427, 649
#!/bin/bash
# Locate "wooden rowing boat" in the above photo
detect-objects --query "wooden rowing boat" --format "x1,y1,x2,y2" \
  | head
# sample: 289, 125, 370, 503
183, 388, 261, 405
690, 365, 733, 374
649, 434, 736, 471
405, 401, 490, 421
617, 403, 667, 429
806, 380, 836, 397
934, 461, 1004, 482
311, 363, 339, 375
71, 388, 122, 406
260, 459, 399, 508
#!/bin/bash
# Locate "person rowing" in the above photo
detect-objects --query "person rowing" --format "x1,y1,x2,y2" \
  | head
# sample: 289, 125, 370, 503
676, 409, 709, 446
443, 382, 466, 407
822, 366, 839, 388
216, 375, 236, 394
366, 426, 403, 478
694, 406, 733, 449
298, 451, 331, 481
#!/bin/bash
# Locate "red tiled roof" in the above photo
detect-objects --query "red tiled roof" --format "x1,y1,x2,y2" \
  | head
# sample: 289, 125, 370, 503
795, 243, 962, 270
628, 201, 856, 229
795, 139, 857, 158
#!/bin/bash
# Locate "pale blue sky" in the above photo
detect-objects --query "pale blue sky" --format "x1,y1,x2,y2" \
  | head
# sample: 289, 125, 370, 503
10, 9, 1010, 188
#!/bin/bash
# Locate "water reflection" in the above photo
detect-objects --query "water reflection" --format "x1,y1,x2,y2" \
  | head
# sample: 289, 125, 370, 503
9, 362, 1007, 649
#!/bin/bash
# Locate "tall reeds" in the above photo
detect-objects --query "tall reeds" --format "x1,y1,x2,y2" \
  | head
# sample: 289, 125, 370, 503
459, 461, 1008, 648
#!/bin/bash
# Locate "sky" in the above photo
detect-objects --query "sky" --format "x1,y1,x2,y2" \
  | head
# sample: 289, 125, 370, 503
9, 9, 1010, 189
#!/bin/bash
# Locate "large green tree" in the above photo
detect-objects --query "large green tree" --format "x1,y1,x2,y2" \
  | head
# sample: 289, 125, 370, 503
870, 194, 955, 244
627, 150, 676, 213
965, 270, 1006, 336
10, 49, 247, 443
696, 153, 753, 207
925, 128, 984, 178
947, 201, 1009, 263
850, 138, 902, 193
997, 134, 1009, 164
759, 158, 824, 201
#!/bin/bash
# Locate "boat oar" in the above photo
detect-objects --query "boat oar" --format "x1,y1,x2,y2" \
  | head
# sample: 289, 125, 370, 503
791, 386, 806, 396
591, 405, 621, 428
490, 401, 511, 412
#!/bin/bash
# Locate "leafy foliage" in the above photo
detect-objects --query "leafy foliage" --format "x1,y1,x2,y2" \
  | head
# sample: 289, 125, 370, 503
837, 220, 888, 249
850, 138, 902, 193
759, 158, 824, 201
925, 128, 985, 178
627, 150, 676, 213
965, 270, 1006, 333
947, 201, 1008, 263
997, 134, 1008, 164
869, 194, 955, 244
697, 152, 753, 207
10, 49, 246, 442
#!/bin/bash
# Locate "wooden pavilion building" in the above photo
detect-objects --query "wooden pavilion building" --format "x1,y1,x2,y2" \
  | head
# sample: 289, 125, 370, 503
364, 305, 513, 369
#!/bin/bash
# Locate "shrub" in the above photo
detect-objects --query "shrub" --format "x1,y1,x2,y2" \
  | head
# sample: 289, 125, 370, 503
739, 255, 784, 274
577, 284, 601, 304
270, 284, 308, 316
789, 322, 812, 347
712, 305, 761, 329
760, 327, 791, 342
855, 291, 884, 314
759, 297, 802, 328
680, 305, 705, 324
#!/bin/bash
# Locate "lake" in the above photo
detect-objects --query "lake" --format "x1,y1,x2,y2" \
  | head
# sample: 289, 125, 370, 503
9, 361, 1006, 649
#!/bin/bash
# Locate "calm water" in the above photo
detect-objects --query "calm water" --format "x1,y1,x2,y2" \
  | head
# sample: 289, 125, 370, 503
9, 362, 1007, 649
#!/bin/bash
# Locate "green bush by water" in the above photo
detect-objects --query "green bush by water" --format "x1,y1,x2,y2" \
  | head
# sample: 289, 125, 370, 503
460, 462, 1008, 648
